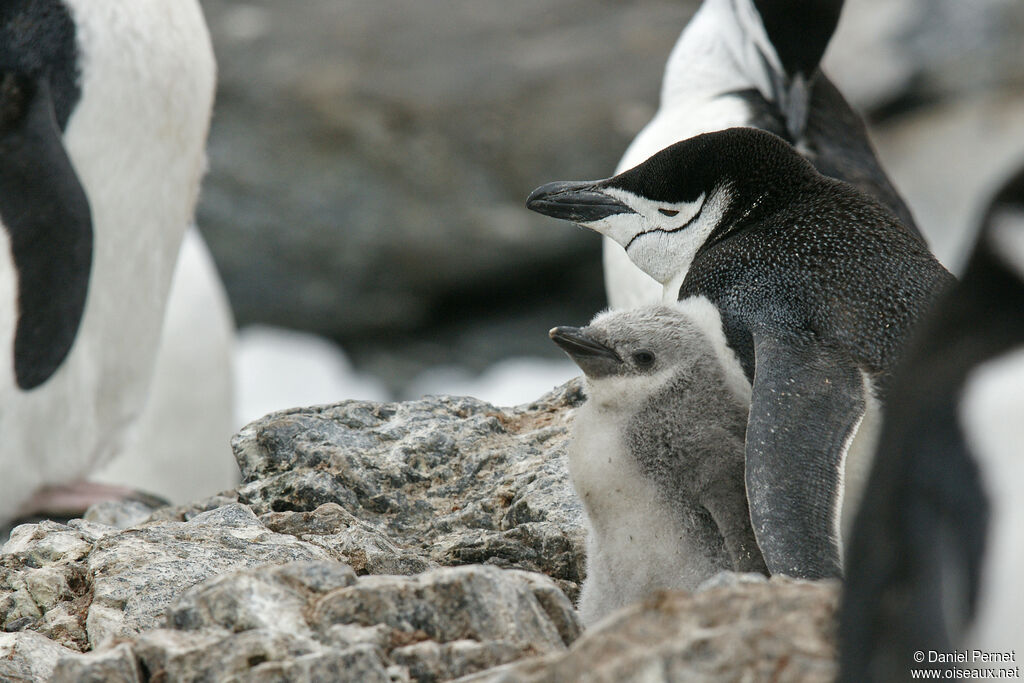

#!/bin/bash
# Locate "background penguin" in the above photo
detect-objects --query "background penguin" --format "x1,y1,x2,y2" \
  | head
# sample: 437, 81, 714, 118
528, 126, 953, 579
604, 0, 922, 310
93, 227, 237, 507
551, 299, 767, 625
839, 166, 1024, 682
0, 0, 228, 526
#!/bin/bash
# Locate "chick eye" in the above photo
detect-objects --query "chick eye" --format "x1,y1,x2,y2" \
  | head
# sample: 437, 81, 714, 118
633, 350, 655, 367
658, 208, 679, 217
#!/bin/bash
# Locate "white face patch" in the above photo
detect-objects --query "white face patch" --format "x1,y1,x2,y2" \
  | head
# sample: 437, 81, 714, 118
586, 186, 731, 288
581, 188, 705, 251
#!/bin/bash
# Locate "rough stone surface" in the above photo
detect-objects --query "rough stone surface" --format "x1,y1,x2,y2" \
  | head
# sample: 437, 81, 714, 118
459, 577, 841, 683
83, 500, 162, 530
0, 630, 81, 682
224, 380, 588, 597
0, 386, 843, 681
85, 504, 331, 648
51, 643, 141, 683
310, 565, 578, 652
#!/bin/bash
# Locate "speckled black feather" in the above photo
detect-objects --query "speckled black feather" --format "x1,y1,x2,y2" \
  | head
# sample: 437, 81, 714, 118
608, 128, 955, 389
732, 74, 921, 234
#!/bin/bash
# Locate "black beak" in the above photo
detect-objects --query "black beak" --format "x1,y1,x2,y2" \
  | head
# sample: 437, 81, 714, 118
549, 326, 621, 363
526, 181, 635, 223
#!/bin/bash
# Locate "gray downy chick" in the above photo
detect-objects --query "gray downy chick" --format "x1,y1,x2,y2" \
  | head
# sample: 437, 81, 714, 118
551, 298, 767, 625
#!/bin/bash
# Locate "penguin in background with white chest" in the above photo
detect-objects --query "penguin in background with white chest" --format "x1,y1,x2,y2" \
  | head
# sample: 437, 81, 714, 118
551, 300, 767, 625
605, 0, 923, 309
0, 0, 221, 526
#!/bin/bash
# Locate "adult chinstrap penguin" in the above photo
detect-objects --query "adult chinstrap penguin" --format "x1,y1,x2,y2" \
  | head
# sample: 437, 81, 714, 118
0, 0, 217, 526
551, 300, 767, 625
839, 167, 1024, 682
528, 126, 954, 579
603, 0, 921, 309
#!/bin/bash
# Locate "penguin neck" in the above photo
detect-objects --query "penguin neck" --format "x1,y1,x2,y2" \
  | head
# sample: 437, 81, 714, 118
584, 368, 677, 416
664, 0, 840, 142
661, 0, 781, 108
695, 150, 823, 256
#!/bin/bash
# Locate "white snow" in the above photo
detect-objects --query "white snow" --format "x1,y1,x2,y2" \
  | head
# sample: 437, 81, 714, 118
234, 325, 390, 427
405, 357, 579, 407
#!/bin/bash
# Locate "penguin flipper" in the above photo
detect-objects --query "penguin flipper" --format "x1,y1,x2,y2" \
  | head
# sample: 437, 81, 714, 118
0, 75, 92, 390
745, 332, 866, 579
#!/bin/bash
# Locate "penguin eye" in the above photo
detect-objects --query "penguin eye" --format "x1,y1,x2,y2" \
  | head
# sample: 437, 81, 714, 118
633, 350, 655, 367
658, 208, 679, 217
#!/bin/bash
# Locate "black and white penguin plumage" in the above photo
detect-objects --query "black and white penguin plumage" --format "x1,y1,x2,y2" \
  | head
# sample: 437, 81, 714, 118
839, 168, 1024, 681
550, 299, 767, 625
0, 1, 218, 525
528, 126, 954, 579
605, 0, 921, 309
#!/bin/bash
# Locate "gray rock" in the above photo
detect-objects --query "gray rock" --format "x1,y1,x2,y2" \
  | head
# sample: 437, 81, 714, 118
85, 503, 330, 647
261, 504, 436, 576
229, 381, 587, 597
310, 565, 578, 650
166, 561, 357, 636
0, 387, 844, 680
51, 643, 141, 683
0, 630, 81, 682
459, 577, 840, 683
392, 640, 531, 683
2, 520, 107, 567
132, 627, 393, 683
695, 570, 770, 593
84, 500, 163, 530
1, 521, 105, 651
142, 562, 576, 682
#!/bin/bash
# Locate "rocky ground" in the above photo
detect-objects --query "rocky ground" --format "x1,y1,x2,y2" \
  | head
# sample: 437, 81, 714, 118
0, 382, 839, 682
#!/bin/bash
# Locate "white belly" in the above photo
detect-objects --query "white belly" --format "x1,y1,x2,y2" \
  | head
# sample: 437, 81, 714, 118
569, 399, 728, 625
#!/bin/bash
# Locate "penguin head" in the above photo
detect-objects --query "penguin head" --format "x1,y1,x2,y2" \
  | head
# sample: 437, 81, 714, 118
550, 305, 710, 381
528, 127, 814, 289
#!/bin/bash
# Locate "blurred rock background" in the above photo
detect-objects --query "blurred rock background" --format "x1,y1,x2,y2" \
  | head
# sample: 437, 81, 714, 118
195, 0, 1024, 403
